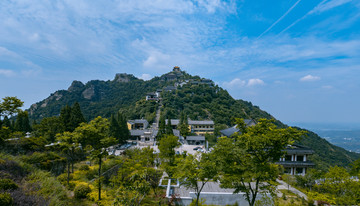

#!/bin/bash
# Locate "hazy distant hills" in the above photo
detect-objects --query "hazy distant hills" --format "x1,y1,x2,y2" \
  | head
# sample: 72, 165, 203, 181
27, 68, 360, 169
314, 130, 360, 153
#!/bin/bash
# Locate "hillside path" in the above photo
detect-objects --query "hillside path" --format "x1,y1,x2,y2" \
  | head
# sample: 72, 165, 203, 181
155, 101, 162, 129
276, 179, 308, 200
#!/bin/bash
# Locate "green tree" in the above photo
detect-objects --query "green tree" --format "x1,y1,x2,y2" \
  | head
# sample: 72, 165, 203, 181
117, 112, 130, 144
179, 112, 190, 137
33, 116, 64, 142
112, 148, 162, 206
166, 116, 173, 135
158, 135, 179, 177
14, 111, 31, 133
309, 166, 360, 205
213, 118, 304, 206
69, 102, 86, 131
74, 116, 116, 200
175, 153, 217, 206
2, 116, 12, 129
56, 131, 83, 185
109, 114, 122, 143
0, 96, 23, 118
350, 158, 360, 176
60, 105, 72, 132
157, 115, 166, 139
0, 126, 11, 145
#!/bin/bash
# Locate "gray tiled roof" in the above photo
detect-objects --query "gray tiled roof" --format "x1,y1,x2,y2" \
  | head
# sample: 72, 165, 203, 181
165, 119, 180, 125
165, 119, 214, 126
130, 129, 158, 137
163, 86, 176, 91
186, 136, 205, 141
173, 129, 180, 137
128, 119, 149, 124
220, 126, 240, 137
284, 144, 314, 154
130, 130, 145, 136
219, 119, 256, 137
188, 120, 214, 125
244, 119, 256, 126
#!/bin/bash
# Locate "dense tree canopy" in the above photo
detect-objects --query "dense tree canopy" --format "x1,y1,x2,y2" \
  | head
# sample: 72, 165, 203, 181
73, 116, 116, 200
158, 135, 179, 178
0, 96, 23, 118
175, 153, 217, 206
213, 118, 305, 206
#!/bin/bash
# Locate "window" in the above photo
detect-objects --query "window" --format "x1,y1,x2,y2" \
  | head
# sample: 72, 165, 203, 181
285, 155, 292, 161
296, 168, 303, 174
284, 167, 291, 174
297, 155, 304, 161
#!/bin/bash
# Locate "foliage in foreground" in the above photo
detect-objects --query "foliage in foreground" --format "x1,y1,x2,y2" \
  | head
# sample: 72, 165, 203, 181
0, 153, 70, 206
212, 118, 305, 206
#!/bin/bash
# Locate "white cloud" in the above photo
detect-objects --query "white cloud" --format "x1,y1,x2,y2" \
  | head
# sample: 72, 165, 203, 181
223, 78, 246, 88
0, 69, 15, 77
310, 0, 352, 14
300, 75, 321, 82
138, 73, 152, 81
143, 51, 171, 68
223, 78, 265, 89
247, 78, 265, 87
197, 0, 235, 13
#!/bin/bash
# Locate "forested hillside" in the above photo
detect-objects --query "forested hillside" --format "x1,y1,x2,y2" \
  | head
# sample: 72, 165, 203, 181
28, 74, 171, 121
27, 68, 360, 169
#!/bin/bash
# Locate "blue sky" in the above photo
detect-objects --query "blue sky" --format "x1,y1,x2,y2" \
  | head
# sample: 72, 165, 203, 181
0, 0, 359, 126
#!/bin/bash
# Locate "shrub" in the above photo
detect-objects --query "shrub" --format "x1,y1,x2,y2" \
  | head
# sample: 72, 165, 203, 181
27, 170, 68, 205
57, 173, 73, 184
0, 159, 29, 181
0, 179, 18, 190
79, 165, 90, 171
74, 183, 91, 199
21, 152, 66, 175
0, 192, 14, 206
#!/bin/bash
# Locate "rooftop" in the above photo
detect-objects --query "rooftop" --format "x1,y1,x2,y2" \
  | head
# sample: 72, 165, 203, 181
186, 136, 205, 141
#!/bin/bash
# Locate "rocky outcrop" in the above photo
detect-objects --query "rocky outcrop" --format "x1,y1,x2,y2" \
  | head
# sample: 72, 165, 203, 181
68, 80, 85, 92
114, 73, 133, 83
82, 85, 95, 100
40, 92, 63, 108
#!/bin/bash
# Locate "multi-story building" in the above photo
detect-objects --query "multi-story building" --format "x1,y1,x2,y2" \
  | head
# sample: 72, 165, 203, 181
127, 119, 149, 130
188, 120, 214, 136
276, 144, 315, 175
165, 119, 214, 136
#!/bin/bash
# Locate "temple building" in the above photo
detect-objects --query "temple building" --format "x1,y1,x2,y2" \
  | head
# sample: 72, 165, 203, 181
276, 144, 315, 175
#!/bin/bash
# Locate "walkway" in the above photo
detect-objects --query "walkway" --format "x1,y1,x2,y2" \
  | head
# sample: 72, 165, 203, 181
276, 179, 308, 200
155, 101, 162, 129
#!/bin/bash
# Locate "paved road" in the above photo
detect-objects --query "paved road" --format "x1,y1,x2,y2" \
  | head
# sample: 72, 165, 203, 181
155, 102, 162, 129
276, 179, 308, 200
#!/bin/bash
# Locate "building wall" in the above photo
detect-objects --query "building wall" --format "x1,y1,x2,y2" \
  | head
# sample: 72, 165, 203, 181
175, 192, 271, 206
190, 124, 214, 135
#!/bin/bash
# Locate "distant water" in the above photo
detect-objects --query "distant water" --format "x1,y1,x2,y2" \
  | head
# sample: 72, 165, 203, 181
287, 122, 360, 153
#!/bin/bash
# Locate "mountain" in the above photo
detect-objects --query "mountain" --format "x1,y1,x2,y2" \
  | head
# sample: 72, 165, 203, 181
28, 67, 360, 169
29, 73, 171, 121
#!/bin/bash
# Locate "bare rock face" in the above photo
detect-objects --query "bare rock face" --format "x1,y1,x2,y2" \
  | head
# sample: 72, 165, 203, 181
29, 103, 38, 115
68, 80, 85, 92
114, 73, 131, 83
40, 92, 63, 108
82, 85, 95, 100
